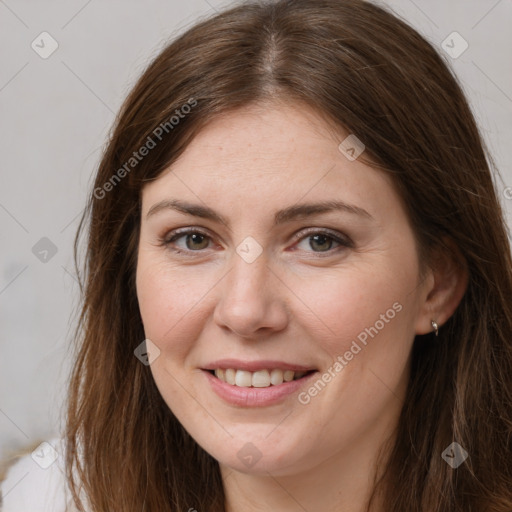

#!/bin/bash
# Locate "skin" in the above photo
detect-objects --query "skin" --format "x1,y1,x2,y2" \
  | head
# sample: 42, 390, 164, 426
136, 101, 467, 512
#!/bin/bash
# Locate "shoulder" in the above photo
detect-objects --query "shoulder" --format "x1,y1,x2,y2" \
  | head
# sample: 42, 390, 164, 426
0, 437, 75, 512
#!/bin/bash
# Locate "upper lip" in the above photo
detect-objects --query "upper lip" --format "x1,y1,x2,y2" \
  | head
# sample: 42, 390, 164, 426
202, 359, 316, 372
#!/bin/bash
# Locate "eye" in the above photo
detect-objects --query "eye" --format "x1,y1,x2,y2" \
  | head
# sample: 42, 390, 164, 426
291, 229, 353, 255
160, 228, 213, 253
158, 227, 353, 256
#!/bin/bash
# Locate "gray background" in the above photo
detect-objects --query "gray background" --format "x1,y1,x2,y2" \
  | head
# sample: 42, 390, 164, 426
1, 0, 511, 463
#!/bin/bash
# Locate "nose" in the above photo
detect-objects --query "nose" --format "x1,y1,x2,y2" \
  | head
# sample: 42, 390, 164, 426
213, 251, 289, 339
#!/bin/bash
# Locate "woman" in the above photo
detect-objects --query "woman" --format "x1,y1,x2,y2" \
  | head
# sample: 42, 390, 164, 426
2, 0, 511, 510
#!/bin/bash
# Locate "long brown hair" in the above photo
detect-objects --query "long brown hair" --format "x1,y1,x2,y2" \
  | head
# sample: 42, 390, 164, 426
65, 0, 512, 510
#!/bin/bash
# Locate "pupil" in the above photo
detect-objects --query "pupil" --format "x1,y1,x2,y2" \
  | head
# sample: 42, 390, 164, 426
311, 234, 331, 251
187, 233, 208, 250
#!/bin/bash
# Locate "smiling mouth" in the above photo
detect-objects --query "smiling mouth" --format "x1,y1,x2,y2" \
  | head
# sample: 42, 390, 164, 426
207, 368, 316, 388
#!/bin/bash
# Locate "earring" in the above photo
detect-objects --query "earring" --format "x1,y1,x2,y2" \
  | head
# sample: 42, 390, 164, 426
431, 320, 439, 336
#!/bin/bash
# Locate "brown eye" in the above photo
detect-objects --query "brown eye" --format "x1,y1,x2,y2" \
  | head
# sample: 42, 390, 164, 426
308, 234, 335, 252
183, 232, 210, 250
293, 229, 352, 255
162, 229, 213, 252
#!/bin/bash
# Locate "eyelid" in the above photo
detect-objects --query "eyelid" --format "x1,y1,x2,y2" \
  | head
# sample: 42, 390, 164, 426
290, 227, 352, 245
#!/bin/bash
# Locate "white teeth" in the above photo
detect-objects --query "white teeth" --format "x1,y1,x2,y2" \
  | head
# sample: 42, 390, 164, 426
252, 370, 270, 388
270, 369, 284, 385
235, 370, 252, 387
212, 368, 310, 387
225, 368, 236, 385
283, 370, 295, 382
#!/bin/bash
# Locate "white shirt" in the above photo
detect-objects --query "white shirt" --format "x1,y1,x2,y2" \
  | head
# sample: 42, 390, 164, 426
0, 437, 74, 512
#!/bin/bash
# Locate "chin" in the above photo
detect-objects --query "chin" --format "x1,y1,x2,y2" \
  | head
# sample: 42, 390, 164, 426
198, 428, 314, 477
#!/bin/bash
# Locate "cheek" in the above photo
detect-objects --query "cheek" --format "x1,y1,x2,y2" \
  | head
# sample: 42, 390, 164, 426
136, 255, 219, 357
136, 258, 216, 418
286, 263, 418, 449
291, 257, 417, 360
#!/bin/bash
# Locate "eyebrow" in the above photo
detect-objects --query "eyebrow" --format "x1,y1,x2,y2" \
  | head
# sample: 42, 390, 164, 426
145, 198, 374, 226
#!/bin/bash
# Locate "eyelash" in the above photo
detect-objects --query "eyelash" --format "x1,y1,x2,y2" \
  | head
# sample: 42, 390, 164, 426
158, 227, 353, 257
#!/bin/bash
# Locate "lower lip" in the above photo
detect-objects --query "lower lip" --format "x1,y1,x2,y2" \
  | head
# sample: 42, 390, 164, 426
203, 370, 317, 407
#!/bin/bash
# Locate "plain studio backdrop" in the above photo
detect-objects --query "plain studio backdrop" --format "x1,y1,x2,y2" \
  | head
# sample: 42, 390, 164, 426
0, 0, 511, 467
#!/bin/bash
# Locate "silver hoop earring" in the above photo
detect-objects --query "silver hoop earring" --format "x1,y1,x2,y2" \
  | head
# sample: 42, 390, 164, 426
431, 320, 439, 336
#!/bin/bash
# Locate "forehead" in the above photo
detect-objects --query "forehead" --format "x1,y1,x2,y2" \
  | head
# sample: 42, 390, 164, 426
172, 102, 345, 172
140, 102, 401, 228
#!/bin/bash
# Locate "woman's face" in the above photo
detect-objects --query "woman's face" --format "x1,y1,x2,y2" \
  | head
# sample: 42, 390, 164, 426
136, 102, 432, 476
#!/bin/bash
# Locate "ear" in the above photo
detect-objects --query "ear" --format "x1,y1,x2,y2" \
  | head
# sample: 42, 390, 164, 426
415, 237, 469, 335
